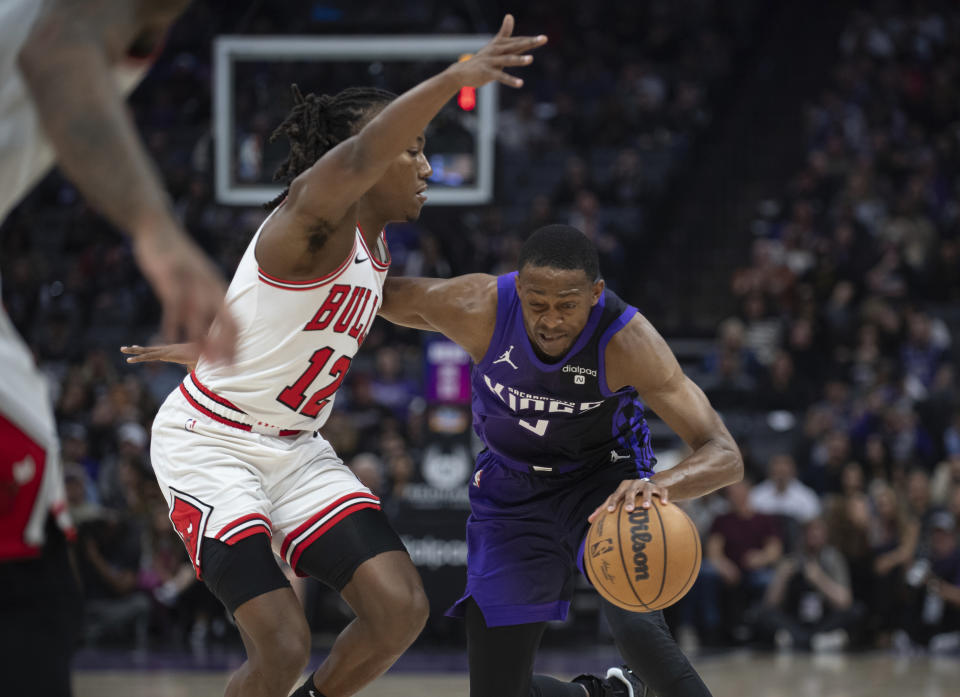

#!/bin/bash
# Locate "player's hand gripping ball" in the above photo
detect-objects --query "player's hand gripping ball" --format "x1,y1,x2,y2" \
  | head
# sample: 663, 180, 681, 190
584, 497, 701, 611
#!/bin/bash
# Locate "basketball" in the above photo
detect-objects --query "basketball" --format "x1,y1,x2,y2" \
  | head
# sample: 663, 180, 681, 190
584, 497, 701, 611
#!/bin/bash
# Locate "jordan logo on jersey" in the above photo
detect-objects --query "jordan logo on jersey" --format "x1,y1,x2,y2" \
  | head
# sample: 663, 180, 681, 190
493, 345, 518, 370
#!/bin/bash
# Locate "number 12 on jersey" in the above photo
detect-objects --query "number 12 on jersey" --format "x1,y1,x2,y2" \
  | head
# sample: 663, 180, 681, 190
277, 347, 352, 418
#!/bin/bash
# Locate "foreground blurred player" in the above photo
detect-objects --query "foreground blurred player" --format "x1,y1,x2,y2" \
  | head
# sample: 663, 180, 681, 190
1, 1, 235, 695
140, 18, 544, 697
127, 225, 741, 697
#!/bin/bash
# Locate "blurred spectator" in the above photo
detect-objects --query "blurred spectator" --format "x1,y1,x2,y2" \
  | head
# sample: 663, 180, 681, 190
758, 517, 862, 651
698, 480, 783, 643
906, 469, 946, 557
75, 512, 151, 647
370, 346, 420, 421
750, 454, 821, 526
868, 482, 920, 641
755, 350, 810, 412
497, 94, 548, 154
349, 452, 387, 498
931, 453, 960, 508
99, 421, 151, 510
824, 462, 874, 607
901, 512, 960, 650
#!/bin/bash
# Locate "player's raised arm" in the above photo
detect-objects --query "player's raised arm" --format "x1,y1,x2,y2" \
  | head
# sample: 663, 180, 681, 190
379, 274, 499, 361
17, 0, 237, 364
590, 314, 743, 519
283, 15, 547, 227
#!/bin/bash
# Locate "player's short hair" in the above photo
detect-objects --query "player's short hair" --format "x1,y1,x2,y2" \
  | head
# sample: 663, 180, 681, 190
518, 224, 600, 282
265, 84, 397, 211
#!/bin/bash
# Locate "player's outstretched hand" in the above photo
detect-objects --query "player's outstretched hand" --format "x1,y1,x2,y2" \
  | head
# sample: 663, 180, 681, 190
133, 225, 237, 365
588, 478, 669, 523
121, 342, 201, 372
446, 14, 547, 89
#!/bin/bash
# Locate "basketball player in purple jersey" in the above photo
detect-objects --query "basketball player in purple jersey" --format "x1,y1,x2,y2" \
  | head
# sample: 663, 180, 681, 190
2, 2, 235, 695
127, 225, 741, 697
379, 224, 742, 697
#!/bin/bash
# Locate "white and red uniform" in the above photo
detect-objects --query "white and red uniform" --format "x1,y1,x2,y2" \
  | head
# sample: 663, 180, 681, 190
151, 213, 392, 576
0, 0, 152, 560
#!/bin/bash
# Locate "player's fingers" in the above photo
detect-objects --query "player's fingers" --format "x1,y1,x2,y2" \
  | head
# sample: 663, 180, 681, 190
639, 483, 655, 509
495, 14, 514, 39
494, 71, 524, 88
625, 482, 647, 511
659, 486, 669, 505
497, 35, 549, 53
604, 480, 635, 513
495, 54, 535, 67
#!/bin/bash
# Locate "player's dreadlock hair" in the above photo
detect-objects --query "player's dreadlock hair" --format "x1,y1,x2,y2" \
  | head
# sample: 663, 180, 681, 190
264, 84, 397, 211
518, 224, 601, 282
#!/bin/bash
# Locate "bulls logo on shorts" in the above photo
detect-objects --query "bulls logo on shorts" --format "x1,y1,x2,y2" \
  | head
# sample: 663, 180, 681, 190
168, 488, 212, 578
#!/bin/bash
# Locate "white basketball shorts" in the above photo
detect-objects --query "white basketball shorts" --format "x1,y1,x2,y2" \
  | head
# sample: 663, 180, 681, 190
150, 388, 380, 578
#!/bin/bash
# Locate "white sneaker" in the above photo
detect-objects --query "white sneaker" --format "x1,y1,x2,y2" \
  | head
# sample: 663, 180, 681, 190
811, 628, 849, 653
774, 628, 794, 650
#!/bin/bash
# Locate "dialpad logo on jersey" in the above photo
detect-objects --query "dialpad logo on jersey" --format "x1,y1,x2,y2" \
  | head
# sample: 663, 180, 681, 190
562, 365, 597, 382
168, 491, 212, 578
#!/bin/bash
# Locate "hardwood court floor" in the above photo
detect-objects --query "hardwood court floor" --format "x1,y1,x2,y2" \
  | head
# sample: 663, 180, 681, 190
75, 651, 960, 697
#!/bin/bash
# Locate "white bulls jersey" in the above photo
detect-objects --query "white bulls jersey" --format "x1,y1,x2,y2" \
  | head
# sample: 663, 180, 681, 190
183, 214, 390, 434
0, 0, 153, 222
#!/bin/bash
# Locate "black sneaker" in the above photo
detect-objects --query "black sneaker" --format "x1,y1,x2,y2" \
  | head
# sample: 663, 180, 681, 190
605, 665, 648, 697
572, 673, 605, 697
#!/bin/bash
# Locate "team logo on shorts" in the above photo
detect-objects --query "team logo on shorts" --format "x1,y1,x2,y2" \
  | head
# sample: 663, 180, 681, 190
473, 469, 483, 487
168, 489, 212, 578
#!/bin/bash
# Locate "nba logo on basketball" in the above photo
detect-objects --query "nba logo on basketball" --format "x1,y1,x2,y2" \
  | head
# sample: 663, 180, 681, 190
590, 538, 614, 557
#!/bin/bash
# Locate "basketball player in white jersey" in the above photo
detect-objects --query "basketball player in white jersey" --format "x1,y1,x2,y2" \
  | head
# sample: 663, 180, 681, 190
1, 2, 234, 695
143, 17, 545, 697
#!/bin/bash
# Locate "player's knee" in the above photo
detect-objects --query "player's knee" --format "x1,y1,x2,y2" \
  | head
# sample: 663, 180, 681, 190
253, 615, 311, 681
373, 582, 429, 651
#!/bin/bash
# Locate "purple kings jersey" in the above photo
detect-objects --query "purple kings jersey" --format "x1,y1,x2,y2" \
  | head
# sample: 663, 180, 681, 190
470, 272, 656, 475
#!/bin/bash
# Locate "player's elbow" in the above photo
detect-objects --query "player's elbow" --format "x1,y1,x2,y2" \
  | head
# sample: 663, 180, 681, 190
714, 438, 743, 486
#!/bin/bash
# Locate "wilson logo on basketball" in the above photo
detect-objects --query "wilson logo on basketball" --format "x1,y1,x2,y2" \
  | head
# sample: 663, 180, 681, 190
584, 498, 701, 612
629, 509, 652, 581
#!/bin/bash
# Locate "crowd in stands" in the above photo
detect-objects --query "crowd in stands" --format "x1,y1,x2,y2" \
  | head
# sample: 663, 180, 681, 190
672, 2, 960, 654
3, 0, 960, 654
